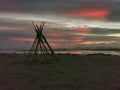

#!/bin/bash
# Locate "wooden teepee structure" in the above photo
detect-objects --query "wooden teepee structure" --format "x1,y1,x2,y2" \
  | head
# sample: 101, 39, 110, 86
25, 22, 57, 63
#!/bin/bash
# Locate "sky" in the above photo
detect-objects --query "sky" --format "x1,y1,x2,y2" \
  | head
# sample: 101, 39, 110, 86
0, 0, 120, 51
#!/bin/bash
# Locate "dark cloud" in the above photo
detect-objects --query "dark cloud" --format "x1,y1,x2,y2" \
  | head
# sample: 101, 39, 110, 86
0, 30, 33, 40
0, 0, 119, 13
108, 11, 120, 21
85, 35, 120, 41
91, 28, 120, 34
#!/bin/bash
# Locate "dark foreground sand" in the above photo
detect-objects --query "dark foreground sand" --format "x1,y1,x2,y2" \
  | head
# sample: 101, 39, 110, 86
0, 53, 120, 90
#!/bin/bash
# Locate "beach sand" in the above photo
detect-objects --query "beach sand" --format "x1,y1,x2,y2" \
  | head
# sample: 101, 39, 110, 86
0, 53, 120, 90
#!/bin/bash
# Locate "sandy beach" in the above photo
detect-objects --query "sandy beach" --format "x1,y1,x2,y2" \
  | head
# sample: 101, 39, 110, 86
0, 53, 120, 90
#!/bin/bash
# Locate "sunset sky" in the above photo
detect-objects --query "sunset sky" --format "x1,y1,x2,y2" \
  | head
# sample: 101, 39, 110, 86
0, 0, 120, 51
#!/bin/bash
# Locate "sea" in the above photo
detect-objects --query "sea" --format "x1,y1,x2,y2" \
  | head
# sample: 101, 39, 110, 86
55, 50, 120, 56
0, 50, 120, 56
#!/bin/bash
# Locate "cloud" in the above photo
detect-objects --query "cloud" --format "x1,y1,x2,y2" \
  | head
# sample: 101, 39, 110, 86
79, 41, 116, 45
0, 0, 119, 13
0, 12, 120, 30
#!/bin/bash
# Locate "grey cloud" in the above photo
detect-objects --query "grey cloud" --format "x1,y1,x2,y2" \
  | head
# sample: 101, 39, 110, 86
91, 28, 120, 34
0, 31, 33, 39
85, 36, 120, 41
108, 11, 120, 21
0, 0, 119, 13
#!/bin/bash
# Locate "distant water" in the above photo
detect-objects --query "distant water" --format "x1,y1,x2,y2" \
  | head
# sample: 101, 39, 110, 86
0, 50, 120, 56
55, 50, 120, 56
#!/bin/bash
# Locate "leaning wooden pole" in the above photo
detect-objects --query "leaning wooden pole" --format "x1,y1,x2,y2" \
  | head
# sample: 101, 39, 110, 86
42, 35, 55, 55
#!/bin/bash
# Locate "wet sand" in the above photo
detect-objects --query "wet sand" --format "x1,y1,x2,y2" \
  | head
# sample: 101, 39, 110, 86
0, 53, 120, 90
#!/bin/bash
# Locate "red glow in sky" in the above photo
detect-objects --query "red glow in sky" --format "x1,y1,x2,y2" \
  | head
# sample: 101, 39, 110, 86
73, 27, 92, 42
48, 33, 63, 37
49, 43, 59, 47
76, 28, 92, 34
73, 36, 85, 42
10, 37, 34, 42
67, 9, 111, 19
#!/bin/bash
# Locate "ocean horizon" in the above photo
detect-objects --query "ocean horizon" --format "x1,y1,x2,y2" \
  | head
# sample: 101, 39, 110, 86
0, 49, 120, 56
